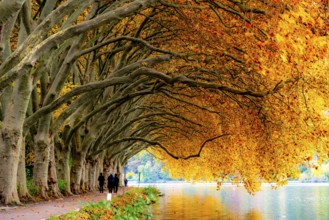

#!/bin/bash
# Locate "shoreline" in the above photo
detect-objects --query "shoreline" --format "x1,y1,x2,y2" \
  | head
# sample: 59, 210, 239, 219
129, 181, 329, 187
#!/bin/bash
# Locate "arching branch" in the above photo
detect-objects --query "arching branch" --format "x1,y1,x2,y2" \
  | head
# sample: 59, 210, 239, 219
91, 134, 230, 159
0, 0, 157, 91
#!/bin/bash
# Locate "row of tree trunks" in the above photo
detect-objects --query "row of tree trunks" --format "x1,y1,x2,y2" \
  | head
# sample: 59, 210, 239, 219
69, 154, 125, 194
33, 39, 82, 199
0, 0, 170, 205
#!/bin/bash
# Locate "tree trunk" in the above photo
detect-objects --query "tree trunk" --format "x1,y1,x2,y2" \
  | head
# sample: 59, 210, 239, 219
88, 160, 97, 191
0, 74, 32, 205
83, 162, 89, 191
98, 153, 105, 174
33, 130, 51, 199
103, 158, 114, 179
48, 139, 63, 198
95, 162, 100, 192
55, 137, 72, 195
0, 130, 22, 205
32, 37, 82, 199
117, 163, 124, 187
70, 150, 86, 194
17, 137, 33, 202
83, 162, 89, 192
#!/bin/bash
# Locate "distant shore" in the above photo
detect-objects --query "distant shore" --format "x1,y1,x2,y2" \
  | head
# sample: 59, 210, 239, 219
129, 181, 329, 187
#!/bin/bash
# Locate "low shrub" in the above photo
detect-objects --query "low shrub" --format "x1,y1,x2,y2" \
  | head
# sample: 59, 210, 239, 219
57, 179, 68, 194
48, 186, 160, 220
27, 179, 40, 196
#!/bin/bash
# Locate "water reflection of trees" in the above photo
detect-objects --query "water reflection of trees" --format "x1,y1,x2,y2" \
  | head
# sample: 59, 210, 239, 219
154, 192, 264, 219
151, 184, 329, 219
245, 209, 262, 220
153, 190, 237, 219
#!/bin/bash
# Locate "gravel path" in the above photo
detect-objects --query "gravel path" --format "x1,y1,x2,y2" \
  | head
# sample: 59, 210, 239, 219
0, 189, 125, 220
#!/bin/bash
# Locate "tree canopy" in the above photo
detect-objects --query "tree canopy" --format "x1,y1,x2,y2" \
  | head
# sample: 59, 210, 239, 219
0, 0, 328, 204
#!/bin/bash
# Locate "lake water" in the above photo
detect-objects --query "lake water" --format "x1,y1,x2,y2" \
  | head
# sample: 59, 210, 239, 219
148, 182, 329, 220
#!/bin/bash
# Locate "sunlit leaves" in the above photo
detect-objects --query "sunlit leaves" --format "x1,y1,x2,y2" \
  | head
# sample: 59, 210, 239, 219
148, 0, 329, 194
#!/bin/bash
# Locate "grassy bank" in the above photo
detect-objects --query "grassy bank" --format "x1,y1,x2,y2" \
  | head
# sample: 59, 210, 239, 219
48, 186, 160, 220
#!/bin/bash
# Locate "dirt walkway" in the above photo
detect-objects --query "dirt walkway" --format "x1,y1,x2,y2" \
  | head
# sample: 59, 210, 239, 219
0, 189, 126, 220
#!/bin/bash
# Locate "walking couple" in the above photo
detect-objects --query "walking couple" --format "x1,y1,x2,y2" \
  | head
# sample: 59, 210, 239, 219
98, 173, 119, 193
107, 173, 119, 193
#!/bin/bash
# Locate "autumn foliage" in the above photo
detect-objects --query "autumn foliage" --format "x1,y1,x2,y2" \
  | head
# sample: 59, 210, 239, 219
53, 187, 159, 220
0, 0, 329, 205
150, 0, 329, 193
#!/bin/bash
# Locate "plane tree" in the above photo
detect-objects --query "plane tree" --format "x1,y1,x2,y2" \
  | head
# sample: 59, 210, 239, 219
0, 0, 170, 204
0, 0, 328, 205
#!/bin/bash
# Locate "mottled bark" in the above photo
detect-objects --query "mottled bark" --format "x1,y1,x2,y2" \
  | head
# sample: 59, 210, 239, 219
84, 163, 90, 191
87, 160, 97, 191
55, 136, 72, 195
33, 130, 51, 199
0, 0, 157, 92
98, 153, 105, 174
48, 139, 63, 198
0, 129, 22, 204
33, 39, 80, 199
104, 159, 114, 177
70, 157, 82, 194
0, 73, 32, 204
117, 163, 124, 187
17, 137, 33, 202
39, 0, 59, 22
0, 12, 18, 61
82, 163, 88, 192
0, 0, 25, 24
70, 150, 87, 194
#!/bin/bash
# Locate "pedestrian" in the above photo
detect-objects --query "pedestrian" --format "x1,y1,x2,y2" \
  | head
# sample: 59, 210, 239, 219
107, 173, 115, 193
114, 173, 119, 193
124, 178, 128, 187
98, 173, 105, 193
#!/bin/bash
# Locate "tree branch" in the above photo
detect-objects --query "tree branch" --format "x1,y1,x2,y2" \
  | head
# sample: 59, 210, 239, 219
90, 134, 230, 159
0, 0, 157, 92
0, 0, 25, 24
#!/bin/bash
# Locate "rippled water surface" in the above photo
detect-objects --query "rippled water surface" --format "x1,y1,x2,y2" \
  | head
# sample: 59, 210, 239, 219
149, 183, 329, 220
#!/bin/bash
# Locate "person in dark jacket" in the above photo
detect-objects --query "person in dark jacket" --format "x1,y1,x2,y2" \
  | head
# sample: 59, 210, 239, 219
107, 173, 115, 193
114, 174, 120, 193
98, 173, 105, 193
